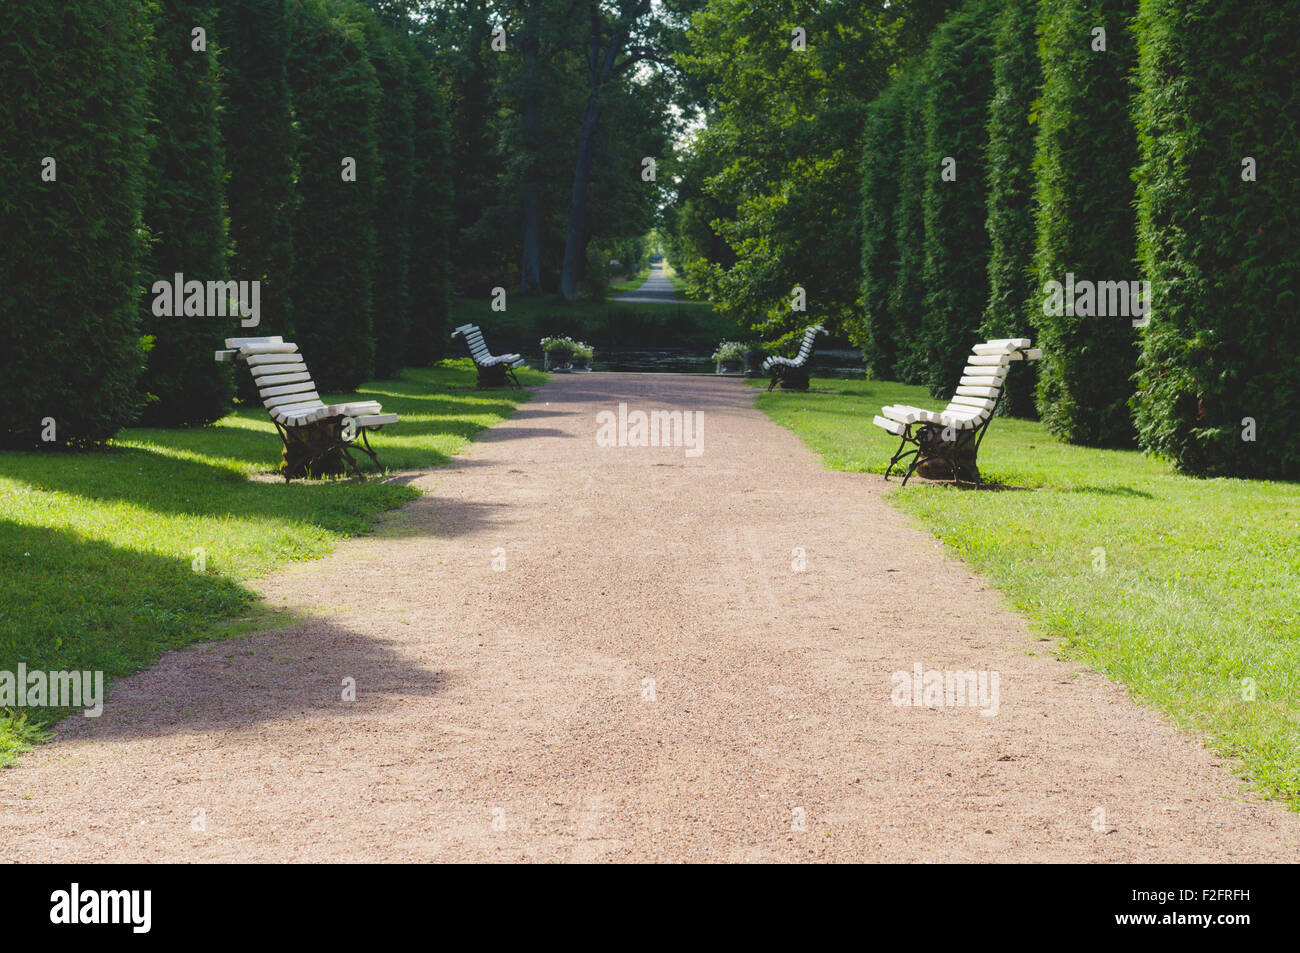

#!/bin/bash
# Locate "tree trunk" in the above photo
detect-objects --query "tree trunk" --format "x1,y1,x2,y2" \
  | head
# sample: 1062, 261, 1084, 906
519, 1, 542, 294
559, 95, 601, 301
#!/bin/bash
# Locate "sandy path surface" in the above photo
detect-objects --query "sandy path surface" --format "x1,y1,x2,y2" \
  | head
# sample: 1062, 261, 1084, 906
611, 262, 681, 303
2, 373, 1296, 862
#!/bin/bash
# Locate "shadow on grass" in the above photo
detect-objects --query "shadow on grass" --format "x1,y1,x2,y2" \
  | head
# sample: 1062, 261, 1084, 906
0, 522, 255, 755
1061, 485, 1157, 499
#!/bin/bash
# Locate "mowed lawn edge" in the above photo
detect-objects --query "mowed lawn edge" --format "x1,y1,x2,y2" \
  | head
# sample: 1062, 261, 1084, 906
752, 376, 1300, 807
0, 361, 543, 764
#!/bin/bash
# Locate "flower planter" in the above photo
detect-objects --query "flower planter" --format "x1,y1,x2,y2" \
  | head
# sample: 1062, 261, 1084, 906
544, 352, 574, 372
570, 357, 591, 371
716, 359, 744, 375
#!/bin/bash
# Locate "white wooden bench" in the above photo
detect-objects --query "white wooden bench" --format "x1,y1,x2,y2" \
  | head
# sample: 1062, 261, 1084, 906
451, 324, 525, 388
872, 338, 1042, 485
215, 336, 398, 479
761, 324, 825, 391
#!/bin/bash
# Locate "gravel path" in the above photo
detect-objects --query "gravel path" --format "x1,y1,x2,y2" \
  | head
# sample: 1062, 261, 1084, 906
611, 262, 681, 303
2, 373, 1296, 862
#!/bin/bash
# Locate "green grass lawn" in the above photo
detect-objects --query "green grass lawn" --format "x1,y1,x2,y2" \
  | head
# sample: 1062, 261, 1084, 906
754, 376, 1300, 805
450, 293, 734, 354
0, 361, 542, 764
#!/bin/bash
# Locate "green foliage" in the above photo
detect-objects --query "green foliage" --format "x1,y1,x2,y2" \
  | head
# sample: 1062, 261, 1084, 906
406, 51, 453, 365
421, 1, 503, 293
980, 0, 1041, 418
286, 0, 380, 391
0, 0, 153, 448
1131, 0, 1300, 479
1031, 0, 1140, 446
888, 70, 930, 386
680, 0, 895, 340
362, 15, 416, 377
138, 0, 235, 427
915, 0, 996, 397
218, 0, 296, 341
857, 77, 910, 379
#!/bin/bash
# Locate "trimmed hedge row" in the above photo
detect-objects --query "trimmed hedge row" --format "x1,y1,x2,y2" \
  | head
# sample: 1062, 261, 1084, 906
916, 0, 997, 398
857, 78, 910, 380
1132, 0, 1300, 478
407, 54, 455, 366
138, 0, 235, 427
218, 0, 297, 346
287, 0, 380, 391
1, 0, 454, 444
0, 0, 153, 448
887, 69, 928, 387
1030, 0, 1141, 447
980, 0, 1041, 418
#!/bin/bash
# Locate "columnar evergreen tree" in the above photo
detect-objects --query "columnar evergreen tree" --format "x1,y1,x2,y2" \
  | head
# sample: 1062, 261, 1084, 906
406, 52, 453, 365
1031, 0, 1140, 446
138, 0, 235, 427
858, 79, 909, 379
362, 17, 416, 378
217, 0, 296, 341
0, 0, 153, 447
980, 0, 1041, 417
1132, 0, 1300, 478
889, 69, 929, 386
916, 0, 996, 398
286, 0, 381, 391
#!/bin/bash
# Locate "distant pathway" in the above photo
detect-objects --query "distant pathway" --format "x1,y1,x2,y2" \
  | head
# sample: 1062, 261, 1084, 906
1, 374, 1296, 861
611, 262, 682, 303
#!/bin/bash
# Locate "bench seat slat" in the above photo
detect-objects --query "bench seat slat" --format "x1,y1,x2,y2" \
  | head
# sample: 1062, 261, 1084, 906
355, 413, 398, 428
873, 415, 906, 436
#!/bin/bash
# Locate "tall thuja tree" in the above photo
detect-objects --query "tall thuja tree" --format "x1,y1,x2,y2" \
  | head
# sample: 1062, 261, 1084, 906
217, 0, 296, 344
857, 78, 909, 379
407, 50, 454, 365
1031, 0, 1140, 446
139, 0, 234, 427
1132, 0, 1300, 478
916, 0, 996, 398
980, 0, 1041, 417
424, 0, 504, 295
286, 0, 380, 391
361, 15, 416, 377
0, 0, 152, 447
890, 68, 929, 386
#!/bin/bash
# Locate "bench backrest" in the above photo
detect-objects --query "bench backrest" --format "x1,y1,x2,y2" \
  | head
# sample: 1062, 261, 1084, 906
793, 324, 825, 363
453, 324, 499, 364
221, 336, 324, 424
944, 338, 1039, 423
